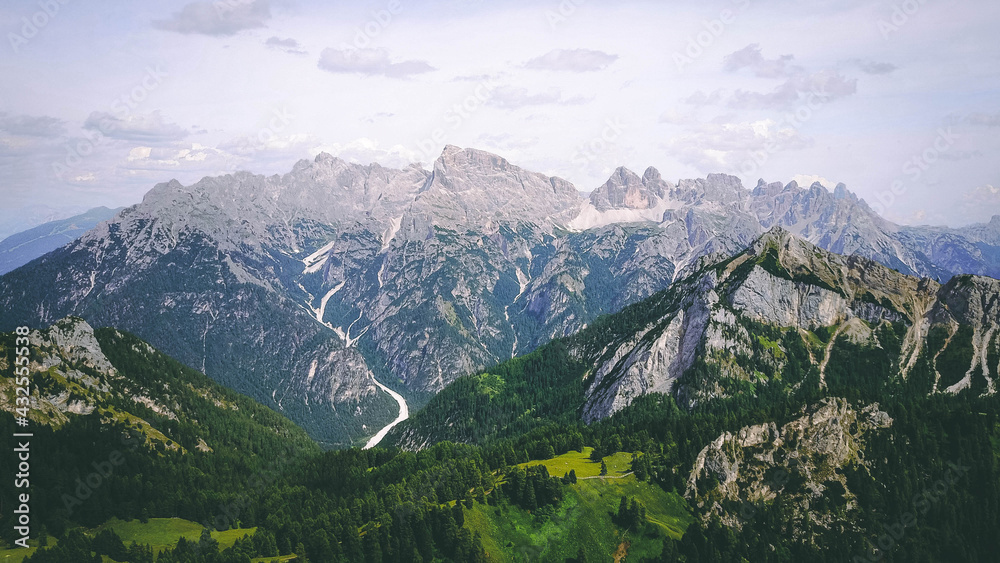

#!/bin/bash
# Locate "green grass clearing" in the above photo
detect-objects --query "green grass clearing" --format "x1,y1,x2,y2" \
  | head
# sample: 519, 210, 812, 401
466, 474, 693, 562
474, 448, 695, 562
95, 517, 255, 554
516, 447, 633, 479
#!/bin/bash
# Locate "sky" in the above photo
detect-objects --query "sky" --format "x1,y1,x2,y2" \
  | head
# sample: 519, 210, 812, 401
1, 0, 998, 233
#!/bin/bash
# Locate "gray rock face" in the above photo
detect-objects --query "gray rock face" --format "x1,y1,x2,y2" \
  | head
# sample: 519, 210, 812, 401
412, 145, 582, 229
728, 265, 847, 328
685, 397, 892, 531
590, 167, 668, 211
1, 318, 117, 424
575, 227, 999, 421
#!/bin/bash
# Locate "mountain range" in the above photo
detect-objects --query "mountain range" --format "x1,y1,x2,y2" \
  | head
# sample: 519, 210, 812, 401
390, 226, 1000, 447
1, 146, 998, 446
0, 207, 122, 276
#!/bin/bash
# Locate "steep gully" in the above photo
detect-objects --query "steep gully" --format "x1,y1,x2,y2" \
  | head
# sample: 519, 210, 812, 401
304, 241, 410, 449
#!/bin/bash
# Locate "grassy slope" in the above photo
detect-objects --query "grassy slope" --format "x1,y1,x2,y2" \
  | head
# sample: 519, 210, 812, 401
469, 449, 695, 562
0, 518, 256, 562
96, 518, 255, 553
517, 447, 633, 478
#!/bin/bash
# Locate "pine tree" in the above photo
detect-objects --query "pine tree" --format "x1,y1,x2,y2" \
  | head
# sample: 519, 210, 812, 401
524, 482, 538, 511
600, 460, 608, 476
295, 542, 309, 562
198, 528, 219, 554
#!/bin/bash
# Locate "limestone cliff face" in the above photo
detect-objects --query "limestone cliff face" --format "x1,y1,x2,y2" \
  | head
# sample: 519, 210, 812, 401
2, 317, 114, 424
577, 228, 999, 421
728, 265, 847, 328
685, 398, 892, 532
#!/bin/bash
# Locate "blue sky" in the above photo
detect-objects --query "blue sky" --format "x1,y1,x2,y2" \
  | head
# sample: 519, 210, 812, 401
1, 0, 998, 231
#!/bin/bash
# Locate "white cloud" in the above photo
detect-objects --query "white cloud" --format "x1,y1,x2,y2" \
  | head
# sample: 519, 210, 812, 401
219, 132, 316, 157
681, 90, 723, 106
122, 143, 230, 170
724, 44, 798, 78
524, 49, 618, 72
84, 111, 189, 143
152, 0, 271, 36
488, 86, 590, 109
964, 112, 1000, 127
964, 184, 999, 202
317, 48, 435, 78
127, 146, 152, 161
666, 119, 813, 173
265, 36, 306, 55
730, 69, 857, 109
0, 113, 66, 137
849, 58, 898, 75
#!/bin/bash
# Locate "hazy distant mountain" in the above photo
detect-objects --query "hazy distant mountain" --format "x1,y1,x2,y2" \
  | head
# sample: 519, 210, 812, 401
1, 146, 997, 446
0, 204, 91, 241
0, 206, 122, 275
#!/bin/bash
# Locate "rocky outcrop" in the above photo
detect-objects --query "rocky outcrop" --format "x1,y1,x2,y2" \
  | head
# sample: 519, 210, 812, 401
685, 398, 893, 531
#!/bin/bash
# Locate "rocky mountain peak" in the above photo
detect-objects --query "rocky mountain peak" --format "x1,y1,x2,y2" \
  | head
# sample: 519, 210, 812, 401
434, 145, 511, 177
746, 225, 795, 254
310, 151, 348, 168
416, 146, 582, 228
751, 179, 785, 198
833, 182, 853, 200
642, 166, 663, 184
590, 167, 654, 211
676, 174, 747, 207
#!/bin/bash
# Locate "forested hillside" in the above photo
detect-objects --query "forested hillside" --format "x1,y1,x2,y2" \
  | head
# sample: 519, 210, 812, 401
5, 227, 1000, 562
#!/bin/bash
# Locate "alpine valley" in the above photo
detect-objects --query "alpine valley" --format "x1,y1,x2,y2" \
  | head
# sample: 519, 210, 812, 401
2, 147, 1000, 562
